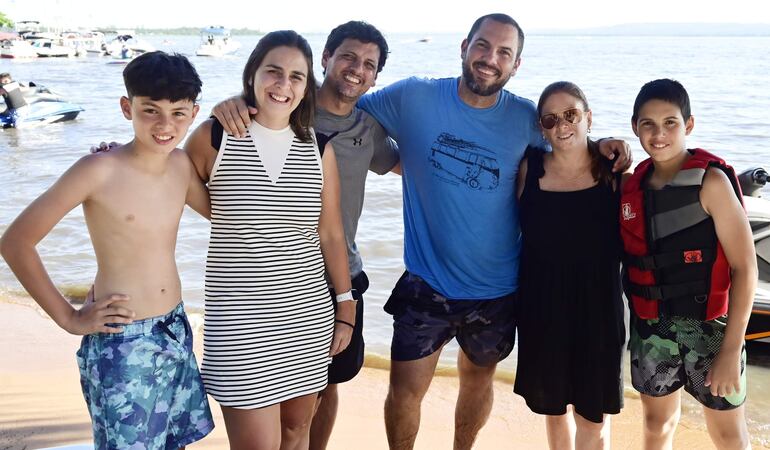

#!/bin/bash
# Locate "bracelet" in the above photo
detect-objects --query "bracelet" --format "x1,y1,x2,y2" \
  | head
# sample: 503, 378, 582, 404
335, 290, 355, 302
335, 319, 355, 329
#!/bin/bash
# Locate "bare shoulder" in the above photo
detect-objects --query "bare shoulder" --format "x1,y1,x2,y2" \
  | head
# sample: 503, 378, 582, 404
702, 166, 735, 197
68, 149, 120, 182
169, 147, 194, 164
324, 141, 335, 157
701, 166, 741, 216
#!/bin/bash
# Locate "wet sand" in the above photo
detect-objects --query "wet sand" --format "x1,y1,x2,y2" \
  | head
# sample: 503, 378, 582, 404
1, 301, 765, 450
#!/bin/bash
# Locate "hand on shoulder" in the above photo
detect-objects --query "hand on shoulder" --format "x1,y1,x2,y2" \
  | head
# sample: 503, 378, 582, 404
89, 141, 121, 154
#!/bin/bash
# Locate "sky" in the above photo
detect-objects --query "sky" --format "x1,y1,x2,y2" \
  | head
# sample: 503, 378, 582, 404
3, 0, 769, 32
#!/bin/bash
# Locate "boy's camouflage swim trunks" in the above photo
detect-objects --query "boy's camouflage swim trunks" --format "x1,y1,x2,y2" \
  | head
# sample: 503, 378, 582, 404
77, 302, 214, 449
629, 314, 746, 410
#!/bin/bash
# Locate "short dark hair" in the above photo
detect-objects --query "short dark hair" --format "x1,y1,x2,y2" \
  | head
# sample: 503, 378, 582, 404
632, 78, 691, 123
242, 30, 316, 143
466, 14, 524, 59
324, 21, 389, 73
123, 51, 202, 102
0, 72, 11, 81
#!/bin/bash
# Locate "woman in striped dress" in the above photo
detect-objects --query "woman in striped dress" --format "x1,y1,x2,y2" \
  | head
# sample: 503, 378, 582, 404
185, 30, 354, 449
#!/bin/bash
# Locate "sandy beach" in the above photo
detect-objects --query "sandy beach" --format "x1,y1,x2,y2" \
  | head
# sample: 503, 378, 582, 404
1, 301, 765, 450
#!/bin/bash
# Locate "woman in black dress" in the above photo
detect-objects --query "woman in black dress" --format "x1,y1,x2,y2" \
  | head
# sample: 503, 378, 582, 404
514, 81, 626, 450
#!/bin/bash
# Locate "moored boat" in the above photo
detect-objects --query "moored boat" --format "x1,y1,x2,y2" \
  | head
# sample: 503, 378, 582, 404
196, 26, 240, 57
0, 39, 38, 59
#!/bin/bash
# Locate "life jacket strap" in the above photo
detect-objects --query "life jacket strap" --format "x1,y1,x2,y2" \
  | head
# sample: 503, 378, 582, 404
629, 280, 709, 301
625, 247, 716, 270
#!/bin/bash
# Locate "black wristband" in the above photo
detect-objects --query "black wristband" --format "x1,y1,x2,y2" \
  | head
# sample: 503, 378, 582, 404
334, 319, 355, 329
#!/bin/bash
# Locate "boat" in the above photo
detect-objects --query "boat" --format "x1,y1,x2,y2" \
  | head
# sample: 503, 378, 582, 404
0, 101, 83, 128
109, 44, 135, 61
1, 82, 83, 128
740, 167, 770, 342
0, 39, 38, 58
104, 33, 155, 57
14, 20, 43, 37
30, 39, 76, 57
61, 30, 105, 57
16, 83, 68, 103
195, 26, 240, 57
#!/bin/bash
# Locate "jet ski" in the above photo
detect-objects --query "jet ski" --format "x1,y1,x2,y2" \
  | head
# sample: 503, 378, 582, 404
740, 167, 770, 342
1, 81, 83, 128
21, 83, 68, 103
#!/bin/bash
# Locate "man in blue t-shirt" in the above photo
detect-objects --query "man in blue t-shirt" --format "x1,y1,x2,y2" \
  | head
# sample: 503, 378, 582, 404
357, 13, 630, 449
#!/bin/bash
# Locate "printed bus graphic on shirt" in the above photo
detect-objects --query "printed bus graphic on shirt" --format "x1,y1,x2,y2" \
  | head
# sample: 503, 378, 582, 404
428, 133, 500, 190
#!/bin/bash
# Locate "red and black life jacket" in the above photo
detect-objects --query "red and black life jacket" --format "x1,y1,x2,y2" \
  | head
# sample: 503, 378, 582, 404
620, 148, 743, 321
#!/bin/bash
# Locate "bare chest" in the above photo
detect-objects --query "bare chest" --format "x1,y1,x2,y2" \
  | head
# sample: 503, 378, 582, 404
85, 174, 188, 236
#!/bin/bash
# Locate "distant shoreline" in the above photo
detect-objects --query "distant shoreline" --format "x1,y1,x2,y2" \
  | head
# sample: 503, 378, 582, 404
123, 22, 770, 37
532, 22, 770, 37
102, 27, 263, 36
4, 23, 769, 37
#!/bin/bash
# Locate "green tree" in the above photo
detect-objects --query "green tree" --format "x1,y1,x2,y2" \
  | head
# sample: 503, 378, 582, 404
0, 11, 14, 29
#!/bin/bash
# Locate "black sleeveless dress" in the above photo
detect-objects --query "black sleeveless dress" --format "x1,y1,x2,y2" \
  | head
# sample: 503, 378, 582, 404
513, 149, 625, 423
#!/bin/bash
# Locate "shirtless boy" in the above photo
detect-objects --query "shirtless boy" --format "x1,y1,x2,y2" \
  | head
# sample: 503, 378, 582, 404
1, 51, 214, 448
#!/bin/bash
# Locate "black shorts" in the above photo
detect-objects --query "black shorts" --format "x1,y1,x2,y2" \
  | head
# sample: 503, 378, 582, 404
328, 271, 369, 384
384, 271, 517, 367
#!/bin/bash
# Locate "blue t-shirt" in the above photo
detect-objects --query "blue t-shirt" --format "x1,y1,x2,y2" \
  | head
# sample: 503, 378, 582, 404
358, 77, 546, 299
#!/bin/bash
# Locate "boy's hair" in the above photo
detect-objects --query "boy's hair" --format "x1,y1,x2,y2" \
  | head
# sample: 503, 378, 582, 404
123, 51, 202, 102
324, 21, 389, 73
466, 13, 524, 59
632, 78, 691, 123
537, 81, 613, 186
242, 30, 316, 143
0, 72, 11, 83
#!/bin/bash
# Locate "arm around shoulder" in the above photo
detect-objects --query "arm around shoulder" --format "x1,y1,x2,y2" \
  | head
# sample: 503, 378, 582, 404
177, 149, 210, 220
368, 117, 400, 175
184, 118, 218, 183
210, 95, 253, 138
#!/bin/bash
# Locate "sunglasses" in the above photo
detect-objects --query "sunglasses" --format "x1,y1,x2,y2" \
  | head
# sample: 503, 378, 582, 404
539, 108, 585, 130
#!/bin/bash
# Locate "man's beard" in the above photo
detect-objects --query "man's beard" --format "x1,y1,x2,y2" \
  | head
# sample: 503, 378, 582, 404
461, 60, 509, 97
328, 76, 364, 104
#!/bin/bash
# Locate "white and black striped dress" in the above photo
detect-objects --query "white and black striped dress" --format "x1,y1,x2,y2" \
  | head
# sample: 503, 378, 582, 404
201, 120, 334, 409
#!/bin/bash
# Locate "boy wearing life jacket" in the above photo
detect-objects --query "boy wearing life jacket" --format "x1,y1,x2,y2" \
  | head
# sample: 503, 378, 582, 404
622, 78, 756, 449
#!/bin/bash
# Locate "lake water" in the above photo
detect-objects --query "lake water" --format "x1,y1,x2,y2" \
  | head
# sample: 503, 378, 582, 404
1, 32, 769, 445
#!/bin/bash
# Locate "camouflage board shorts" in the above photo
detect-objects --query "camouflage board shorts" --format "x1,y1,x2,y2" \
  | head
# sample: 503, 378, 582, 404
384, 271, 517, 366
629, 314, 746, 410
76, 302, 214, 449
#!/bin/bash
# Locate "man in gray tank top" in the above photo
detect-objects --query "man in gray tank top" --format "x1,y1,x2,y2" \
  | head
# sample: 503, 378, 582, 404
212, 21, 398, 450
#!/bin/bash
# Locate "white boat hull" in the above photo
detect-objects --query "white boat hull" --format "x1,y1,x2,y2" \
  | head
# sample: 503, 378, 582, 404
196, 41, 241, 56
